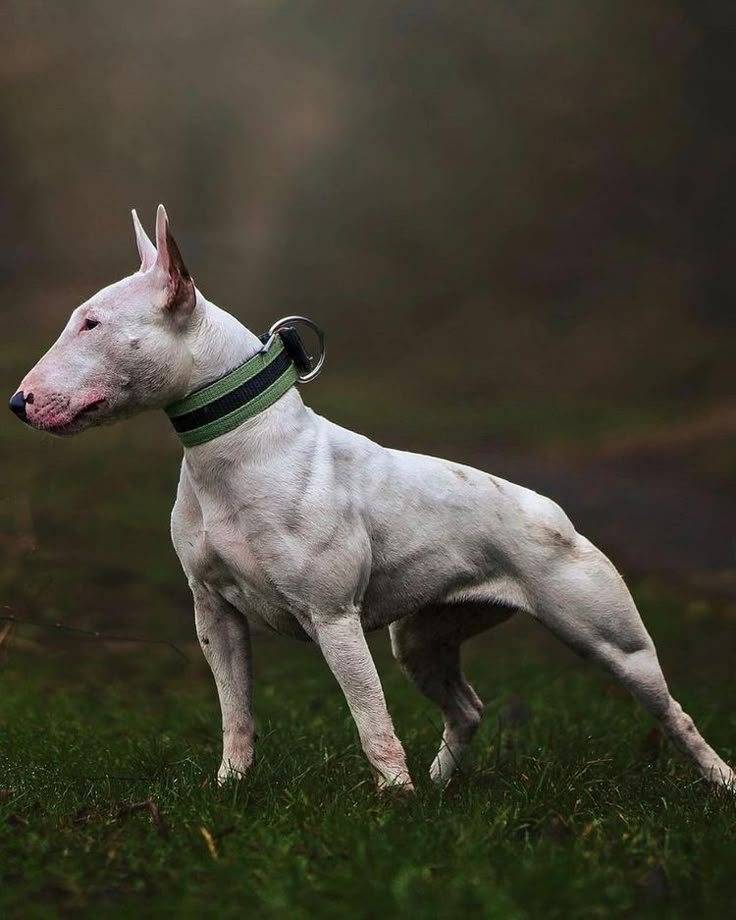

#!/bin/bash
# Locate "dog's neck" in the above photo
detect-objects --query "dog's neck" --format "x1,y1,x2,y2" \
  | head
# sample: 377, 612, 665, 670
179, 293, 310, 471
185, 293, 264, 394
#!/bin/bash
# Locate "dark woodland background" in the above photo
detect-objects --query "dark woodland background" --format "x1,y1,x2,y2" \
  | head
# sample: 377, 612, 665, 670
1, 1, 735, 638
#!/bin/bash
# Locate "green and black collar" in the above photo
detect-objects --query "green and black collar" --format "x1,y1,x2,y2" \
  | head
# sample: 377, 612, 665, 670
165, 319, 324, 448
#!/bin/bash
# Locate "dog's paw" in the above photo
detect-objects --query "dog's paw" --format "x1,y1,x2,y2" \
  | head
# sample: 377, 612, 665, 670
429, 746, 464, 786
216, 759, 251, 786
429, 761, 456, 787
711, 766, 736, 792
375, 771, 415, 795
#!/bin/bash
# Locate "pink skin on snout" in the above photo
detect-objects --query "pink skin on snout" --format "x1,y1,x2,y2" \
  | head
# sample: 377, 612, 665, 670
19, 381, 108, 435
15, 316, 113, 435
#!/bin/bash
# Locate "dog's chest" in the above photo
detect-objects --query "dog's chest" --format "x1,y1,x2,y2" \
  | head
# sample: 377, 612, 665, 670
190, 524, 310, 640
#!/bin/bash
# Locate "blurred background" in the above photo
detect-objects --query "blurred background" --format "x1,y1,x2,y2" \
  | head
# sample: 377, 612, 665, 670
1, 0, 735, 646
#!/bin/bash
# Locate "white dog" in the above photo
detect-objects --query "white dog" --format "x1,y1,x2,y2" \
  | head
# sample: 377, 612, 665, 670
11, 206, 733, 791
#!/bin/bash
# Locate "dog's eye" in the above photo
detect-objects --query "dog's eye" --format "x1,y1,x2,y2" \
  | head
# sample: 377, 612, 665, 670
82, 318, 100, 331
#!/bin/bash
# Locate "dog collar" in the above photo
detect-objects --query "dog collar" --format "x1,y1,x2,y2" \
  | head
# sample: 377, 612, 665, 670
165, 317, 325, 447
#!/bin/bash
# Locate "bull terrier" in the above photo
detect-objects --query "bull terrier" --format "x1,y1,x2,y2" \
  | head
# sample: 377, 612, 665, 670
10, 205, 734, 791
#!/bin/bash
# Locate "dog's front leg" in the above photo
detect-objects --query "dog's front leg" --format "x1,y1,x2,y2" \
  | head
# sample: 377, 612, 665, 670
192, 584, 255, 784
313, 609, 413, 791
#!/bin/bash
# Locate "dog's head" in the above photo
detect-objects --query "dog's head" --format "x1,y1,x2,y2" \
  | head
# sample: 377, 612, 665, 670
10, 206, 199, 435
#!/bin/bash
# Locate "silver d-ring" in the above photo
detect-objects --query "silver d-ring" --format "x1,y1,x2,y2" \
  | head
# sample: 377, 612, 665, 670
268, 315, 326, 384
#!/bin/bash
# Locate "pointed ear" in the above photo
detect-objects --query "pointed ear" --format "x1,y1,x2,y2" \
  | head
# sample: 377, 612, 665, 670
154, 204, 196, 315
131, 209, 157, 272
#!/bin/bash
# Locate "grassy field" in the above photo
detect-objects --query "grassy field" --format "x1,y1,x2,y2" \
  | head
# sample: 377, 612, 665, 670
3, 334, 736, 917
2, 582, 736, 919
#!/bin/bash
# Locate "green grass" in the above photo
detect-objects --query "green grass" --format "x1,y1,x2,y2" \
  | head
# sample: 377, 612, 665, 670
2, 584, 735, 919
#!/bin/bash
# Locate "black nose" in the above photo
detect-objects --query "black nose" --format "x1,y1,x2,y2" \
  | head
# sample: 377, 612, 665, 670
9, 390, 30, 420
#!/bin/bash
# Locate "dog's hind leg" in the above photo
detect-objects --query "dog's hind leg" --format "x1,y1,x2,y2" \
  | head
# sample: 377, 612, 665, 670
528, 534, 734, 787
390, 604, 515, 783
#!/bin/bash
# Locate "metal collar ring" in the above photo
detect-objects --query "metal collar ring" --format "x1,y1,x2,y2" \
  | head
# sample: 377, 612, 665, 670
269, 315, 326, 384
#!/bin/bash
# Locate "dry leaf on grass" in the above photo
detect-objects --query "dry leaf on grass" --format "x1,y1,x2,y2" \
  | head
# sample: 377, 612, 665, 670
117, 798, 168, 838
